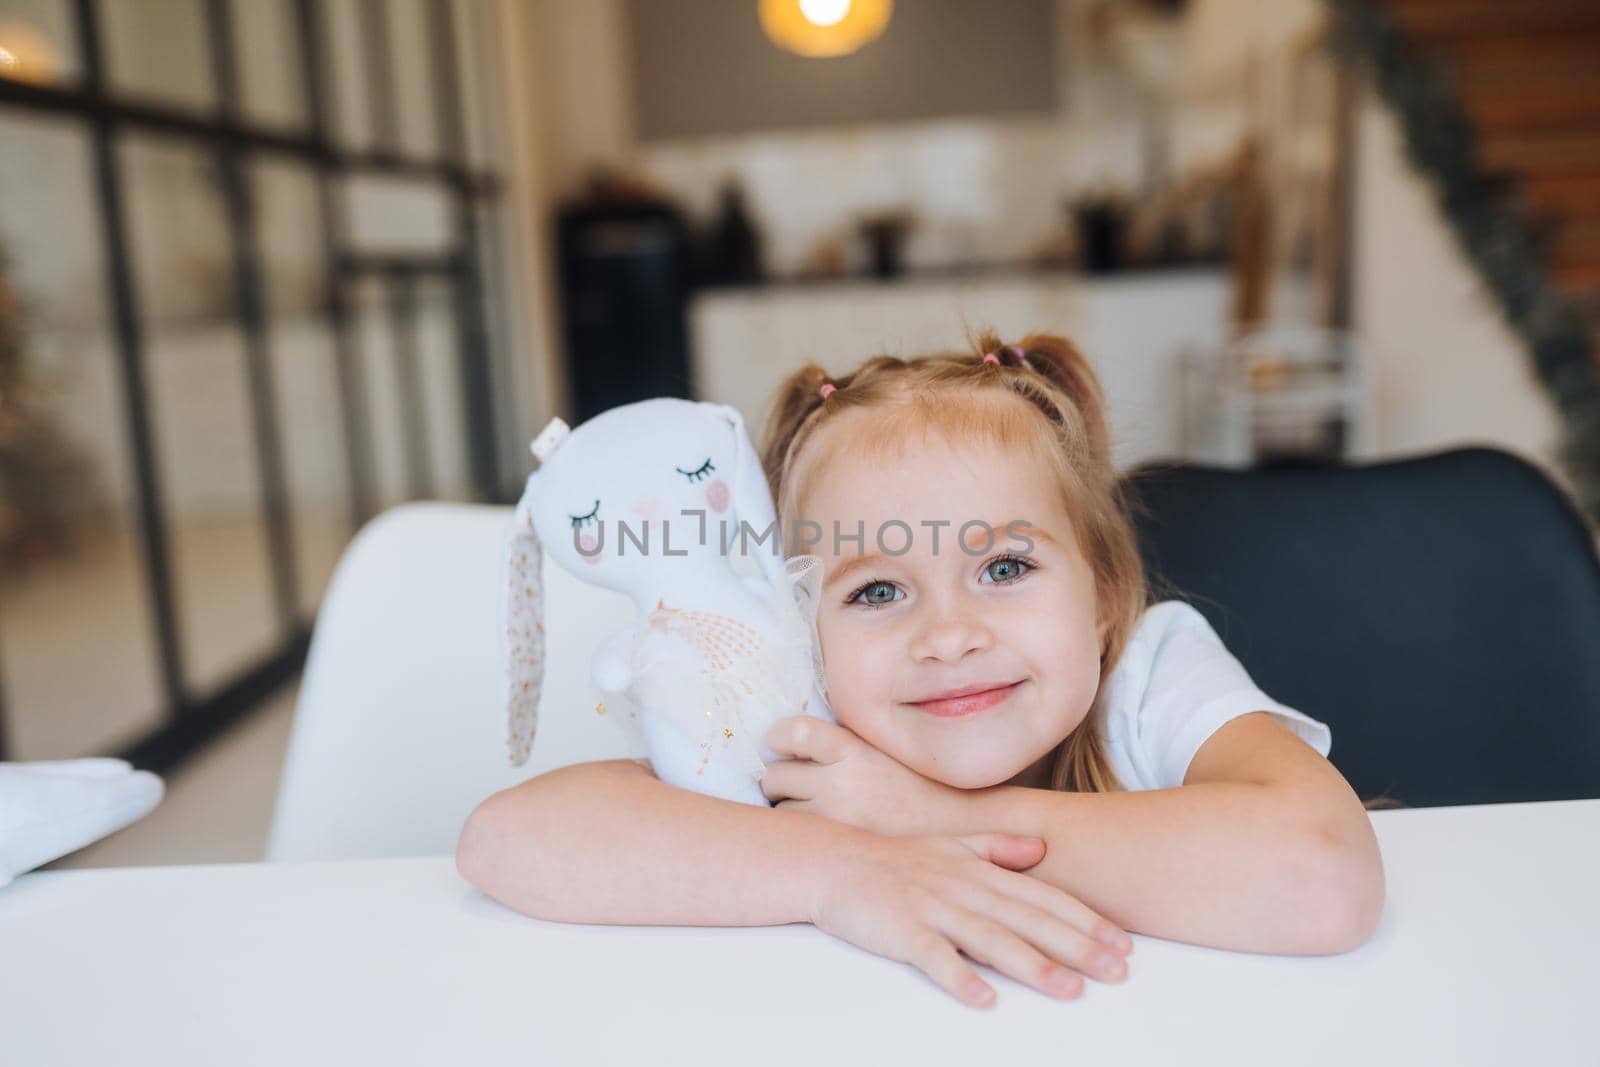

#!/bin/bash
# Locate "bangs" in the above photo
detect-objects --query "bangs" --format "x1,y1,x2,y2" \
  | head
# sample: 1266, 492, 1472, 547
867, 391, 1057, 455
782, 389, 1067, 524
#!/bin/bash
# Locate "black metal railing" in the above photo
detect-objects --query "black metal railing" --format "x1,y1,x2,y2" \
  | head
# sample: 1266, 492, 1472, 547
0, 0, 507, 772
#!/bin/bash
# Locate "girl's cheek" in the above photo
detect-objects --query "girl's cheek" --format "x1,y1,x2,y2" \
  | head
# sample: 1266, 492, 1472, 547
705, 479, 730, 513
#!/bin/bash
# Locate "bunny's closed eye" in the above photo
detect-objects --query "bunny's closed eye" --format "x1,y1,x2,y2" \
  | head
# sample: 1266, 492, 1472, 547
570, 500, 601, 528
677, 459, 716, 483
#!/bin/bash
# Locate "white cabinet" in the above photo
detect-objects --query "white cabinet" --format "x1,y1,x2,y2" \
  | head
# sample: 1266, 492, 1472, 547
689, 269, 1230, 470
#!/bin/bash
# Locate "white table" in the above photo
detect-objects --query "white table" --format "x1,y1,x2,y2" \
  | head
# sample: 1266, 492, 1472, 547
3, 800, 1596, 1066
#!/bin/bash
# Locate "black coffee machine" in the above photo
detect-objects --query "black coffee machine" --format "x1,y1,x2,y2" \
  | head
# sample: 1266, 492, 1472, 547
555, 195, 695, 421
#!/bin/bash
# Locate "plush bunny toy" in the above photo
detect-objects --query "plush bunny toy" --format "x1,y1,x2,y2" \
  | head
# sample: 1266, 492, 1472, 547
503, 398, 834, 807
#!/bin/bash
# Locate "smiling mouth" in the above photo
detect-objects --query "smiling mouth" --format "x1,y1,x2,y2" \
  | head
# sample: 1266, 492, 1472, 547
907, 680, 1025, 718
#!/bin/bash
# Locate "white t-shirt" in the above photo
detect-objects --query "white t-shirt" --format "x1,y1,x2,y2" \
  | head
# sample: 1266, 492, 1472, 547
1097, 601, 1332, 791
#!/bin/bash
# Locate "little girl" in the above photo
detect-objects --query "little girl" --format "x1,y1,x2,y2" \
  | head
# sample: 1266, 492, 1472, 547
457, 332, 1384, 1009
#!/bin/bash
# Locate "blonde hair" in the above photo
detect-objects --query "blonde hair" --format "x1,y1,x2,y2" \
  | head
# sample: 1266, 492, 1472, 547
759, 331, 1147, 793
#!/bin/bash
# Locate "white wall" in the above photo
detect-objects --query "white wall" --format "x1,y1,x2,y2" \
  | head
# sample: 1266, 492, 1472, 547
528, 0, 639, 201
1350, 89, 1565, 480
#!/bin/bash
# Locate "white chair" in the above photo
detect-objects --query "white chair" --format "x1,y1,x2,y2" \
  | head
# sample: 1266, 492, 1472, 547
1180, 325, 1376, 466
266, 503, 640, 863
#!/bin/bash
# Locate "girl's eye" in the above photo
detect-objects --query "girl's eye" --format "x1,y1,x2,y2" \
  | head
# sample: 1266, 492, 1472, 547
570, 499, 600, 529
846, 580, 903, 609
980, 554, 1035, 585
676, 458, 715, 483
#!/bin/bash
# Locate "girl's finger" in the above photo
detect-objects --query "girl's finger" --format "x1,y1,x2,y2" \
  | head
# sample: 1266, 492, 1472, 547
962, 885, 1127, 985
931, 904, 1084, 1003
983, 864, 1132, 956
901, 927, 997, 1009
764, 716, 855, 765
758, 759, 816, 802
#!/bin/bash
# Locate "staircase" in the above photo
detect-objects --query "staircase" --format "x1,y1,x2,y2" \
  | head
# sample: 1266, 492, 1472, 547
1329, 0, 1600, 520
1384, 0, 1600, 321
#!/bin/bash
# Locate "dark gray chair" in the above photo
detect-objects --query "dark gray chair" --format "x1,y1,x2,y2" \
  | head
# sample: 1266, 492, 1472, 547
1125, 448, 1600, 807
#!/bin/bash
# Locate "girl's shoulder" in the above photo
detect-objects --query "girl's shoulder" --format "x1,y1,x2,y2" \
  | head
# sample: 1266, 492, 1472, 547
1107, 600, 1229, 689
1125, 599, 1216, 645
1096, 599, 1228, 726
1096, 600, 1331, 791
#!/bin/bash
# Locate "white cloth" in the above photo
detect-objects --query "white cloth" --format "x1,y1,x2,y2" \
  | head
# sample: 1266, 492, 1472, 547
0, 759, 165, 887
1098, 601, 1332, 791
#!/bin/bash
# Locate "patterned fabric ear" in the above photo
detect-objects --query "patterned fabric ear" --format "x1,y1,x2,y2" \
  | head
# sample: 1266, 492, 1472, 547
503, 473, 545, 766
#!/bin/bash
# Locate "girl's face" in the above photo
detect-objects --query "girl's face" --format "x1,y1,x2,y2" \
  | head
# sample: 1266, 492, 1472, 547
799, 424, 1107, 790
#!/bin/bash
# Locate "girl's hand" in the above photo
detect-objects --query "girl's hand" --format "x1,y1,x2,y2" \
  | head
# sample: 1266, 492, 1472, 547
809, 831, 1132, 1009
761, 716, 961, 837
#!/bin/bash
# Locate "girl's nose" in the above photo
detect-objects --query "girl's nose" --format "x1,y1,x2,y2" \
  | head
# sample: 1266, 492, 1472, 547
631, 497, 660, 517
909, 610, 993, 664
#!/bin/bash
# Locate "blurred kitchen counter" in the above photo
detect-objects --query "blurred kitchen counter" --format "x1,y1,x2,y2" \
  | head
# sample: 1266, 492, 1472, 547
689, 267, 1228, 467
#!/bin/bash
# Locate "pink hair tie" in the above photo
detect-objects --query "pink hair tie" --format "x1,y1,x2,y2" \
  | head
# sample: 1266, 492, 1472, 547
819, 383, 836, 399
981, 352, 1000, 365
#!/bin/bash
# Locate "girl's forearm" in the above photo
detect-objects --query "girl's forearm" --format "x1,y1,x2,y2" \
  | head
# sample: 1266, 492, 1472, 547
455, 760, 860, 926
948, 782, 1382, 955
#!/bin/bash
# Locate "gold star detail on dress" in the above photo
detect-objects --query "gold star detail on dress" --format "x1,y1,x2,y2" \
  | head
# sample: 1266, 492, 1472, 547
595, 702, 607, 715
723, 728, 734, 740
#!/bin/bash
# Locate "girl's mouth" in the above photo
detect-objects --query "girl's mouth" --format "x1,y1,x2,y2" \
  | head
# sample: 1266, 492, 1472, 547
907, 680, 1025, 718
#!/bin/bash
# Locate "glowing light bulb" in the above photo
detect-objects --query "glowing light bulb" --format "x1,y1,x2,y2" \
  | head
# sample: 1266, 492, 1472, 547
0, 21, 60, 85
761, 0, 889, 58
798, 0, 852, 27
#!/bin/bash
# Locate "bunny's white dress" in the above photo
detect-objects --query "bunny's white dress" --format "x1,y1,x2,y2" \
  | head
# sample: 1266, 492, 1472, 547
616, 555, 828, 779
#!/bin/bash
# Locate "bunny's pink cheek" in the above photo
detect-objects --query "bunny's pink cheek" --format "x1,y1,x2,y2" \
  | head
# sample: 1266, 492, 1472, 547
706, 479, 731, 513
578, 532, 602, 565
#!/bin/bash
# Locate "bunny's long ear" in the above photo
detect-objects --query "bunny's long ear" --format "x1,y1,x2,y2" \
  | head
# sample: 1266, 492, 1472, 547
503, 471, 545, 767
503, 417, 571, 766
706, 403, 786, 590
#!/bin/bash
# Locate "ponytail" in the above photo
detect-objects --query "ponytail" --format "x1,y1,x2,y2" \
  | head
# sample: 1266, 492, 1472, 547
1007, 334, 1113, 465
759, 362, 834, 498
